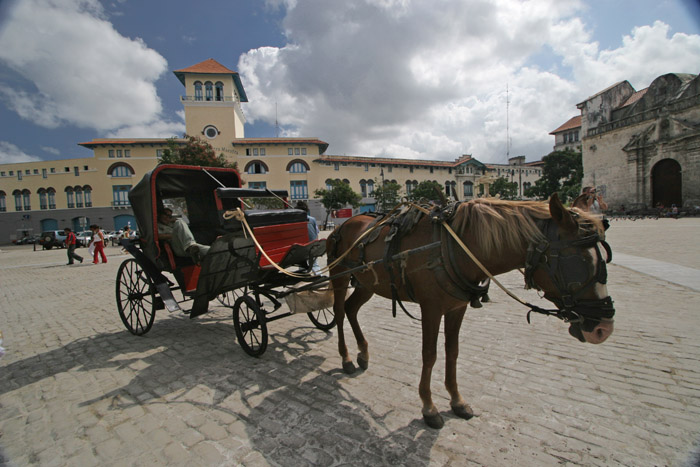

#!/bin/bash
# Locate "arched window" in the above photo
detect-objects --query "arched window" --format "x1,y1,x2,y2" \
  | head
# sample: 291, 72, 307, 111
22, 189, 31, 210
108, 163, 135, 177
205, 81, 213, 101
194, 81, 203, 101
463, 181, 474, 197
47, 188, 56, 209
38, 188, 47, 210
287, 159, 310, 173
65, 187, 74, 208
83, 186, 92, 207
245, 161, 268, 174
325, 179, 334, 191
74, 186, 84, 208
367, 180, 374, 195
360, 180, 367, 197
13, 190, 22, 211
0, 191, 5, 212
215, 82, 224, 101
289, 162, 306, 173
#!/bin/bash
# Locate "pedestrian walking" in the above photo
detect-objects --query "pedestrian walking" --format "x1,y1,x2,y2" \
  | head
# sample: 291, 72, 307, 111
64, 227, 83, 265
88, 224, 107, 264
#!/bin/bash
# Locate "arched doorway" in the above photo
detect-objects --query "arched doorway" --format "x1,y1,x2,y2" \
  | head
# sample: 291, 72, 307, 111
651, 158, 682, 208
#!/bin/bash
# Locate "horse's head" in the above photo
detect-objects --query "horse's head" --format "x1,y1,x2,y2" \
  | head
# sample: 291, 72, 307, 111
525, 193, 615, 344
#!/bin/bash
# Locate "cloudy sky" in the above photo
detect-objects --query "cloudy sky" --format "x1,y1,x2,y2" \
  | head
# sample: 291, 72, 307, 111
0, 0, 699, 165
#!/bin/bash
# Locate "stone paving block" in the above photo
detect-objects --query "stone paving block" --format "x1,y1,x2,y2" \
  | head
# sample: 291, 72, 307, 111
2, 221, 700, 465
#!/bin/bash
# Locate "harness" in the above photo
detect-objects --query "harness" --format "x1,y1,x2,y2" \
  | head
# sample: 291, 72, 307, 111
331, 201, 615, 329
524, 218, 615, 329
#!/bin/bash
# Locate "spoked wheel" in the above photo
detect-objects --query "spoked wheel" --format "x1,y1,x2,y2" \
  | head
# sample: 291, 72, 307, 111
216, 289, 241, 308
116, 258, 156, 335
308, 307, 335, 331
233, 295, 268, 357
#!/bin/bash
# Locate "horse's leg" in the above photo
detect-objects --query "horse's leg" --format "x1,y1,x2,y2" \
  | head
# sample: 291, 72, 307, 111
444, 307, 474, 420
344, 284, 374, 371
419, 308, 444, 429
331, 275, 354, 374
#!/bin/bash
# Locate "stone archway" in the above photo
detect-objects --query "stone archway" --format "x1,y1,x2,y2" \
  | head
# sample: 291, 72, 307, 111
651, 158, 682, 208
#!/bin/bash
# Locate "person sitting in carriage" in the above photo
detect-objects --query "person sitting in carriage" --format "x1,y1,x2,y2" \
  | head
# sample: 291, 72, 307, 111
157, 207, 210, 264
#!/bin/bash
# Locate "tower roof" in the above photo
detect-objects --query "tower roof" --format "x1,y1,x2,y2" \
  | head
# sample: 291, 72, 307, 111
173, 58, 248, 102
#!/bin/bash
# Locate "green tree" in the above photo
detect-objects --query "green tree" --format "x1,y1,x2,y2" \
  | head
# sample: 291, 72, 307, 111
314, 180, 362, 227
372, 180, 402, 212
158, 135, 237, 169
524, 148, 582, 202
408, 180, 445, 203
490, 177, 519, 200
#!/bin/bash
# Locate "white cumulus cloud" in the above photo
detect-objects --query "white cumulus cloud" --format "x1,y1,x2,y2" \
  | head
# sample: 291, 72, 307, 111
0, 141, 42, 164
239, 0, 700, 162
0, 0, 171, 134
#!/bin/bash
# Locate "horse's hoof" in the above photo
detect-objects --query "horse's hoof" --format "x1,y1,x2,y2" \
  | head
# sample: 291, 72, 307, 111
357, 354, 369, 370
452, 405, 475, 420
423, 413, 444, 429
342, 361, 357, 374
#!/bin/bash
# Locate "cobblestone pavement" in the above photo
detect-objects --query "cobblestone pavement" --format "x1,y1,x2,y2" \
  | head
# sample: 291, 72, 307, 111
1, 219, 699, 466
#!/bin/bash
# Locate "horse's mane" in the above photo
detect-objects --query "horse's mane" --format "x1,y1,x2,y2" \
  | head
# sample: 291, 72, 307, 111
451, 197, 601, 257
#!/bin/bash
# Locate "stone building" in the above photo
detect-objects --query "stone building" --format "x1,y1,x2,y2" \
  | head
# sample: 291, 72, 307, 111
577, 73, 700, 210
549, 115, 582, 152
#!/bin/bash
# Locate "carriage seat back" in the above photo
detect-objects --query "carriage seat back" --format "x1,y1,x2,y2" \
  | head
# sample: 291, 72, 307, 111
158, 241, 200, 293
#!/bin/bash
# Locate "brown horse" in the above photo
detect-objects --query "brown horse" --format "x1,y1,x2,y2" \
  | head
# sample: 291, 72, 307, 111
326, 194, 615, 429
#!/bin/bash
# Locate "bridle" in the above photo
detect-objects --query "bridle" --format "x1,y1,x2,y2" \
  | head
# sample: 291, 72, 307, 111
524, 218, 615, 329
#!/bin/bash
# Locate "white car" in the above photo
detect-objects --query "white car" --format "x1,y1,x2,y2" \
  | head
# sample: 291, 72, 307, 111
76, 231, 93, 247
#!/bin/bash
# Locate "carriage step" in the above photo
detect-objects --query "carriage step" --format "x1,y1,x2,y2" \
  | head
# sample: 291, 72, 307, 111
155, 282, 181, 312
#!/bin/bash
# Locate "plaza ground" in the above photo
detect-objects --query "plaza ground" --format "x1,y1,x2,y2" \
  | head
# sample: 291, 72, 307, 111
0, 218, 699, 465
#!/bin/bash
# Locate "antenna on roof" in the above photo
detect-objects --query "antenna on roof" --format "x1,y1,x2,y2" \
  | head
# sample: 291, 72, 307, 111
506, 82, 510, 163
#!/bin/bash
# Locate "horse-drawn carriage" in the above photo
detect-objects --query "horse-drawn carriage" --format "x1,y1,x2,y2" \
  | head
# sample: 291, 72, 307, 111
116, 164, 334, 356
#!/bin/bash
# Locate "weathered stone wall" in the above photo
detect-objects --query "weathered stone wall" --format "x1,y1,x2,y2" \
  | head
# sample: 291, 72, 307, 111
580, 74, 700, 209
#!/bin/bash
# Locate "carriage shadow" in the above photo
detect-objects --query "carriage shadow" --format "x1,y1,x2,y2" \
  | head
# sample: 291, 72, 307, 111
0, 310, 440, 463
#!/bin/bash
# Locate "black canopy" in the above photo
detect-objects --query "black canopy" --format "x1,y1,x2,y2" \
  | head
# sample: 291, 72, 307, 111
128, 164, 242, 263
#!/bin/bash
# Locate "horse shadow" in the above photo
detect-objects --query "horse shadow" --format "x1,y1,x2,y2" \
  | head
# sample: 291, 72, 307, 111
0, 310, 440, 463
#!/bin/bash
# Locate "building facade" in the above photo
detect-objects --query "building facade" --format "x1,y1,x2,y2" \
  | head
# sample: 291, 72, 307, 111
0, 58, 543, 243
550, 116, 582, 152
577, 73, 700, 210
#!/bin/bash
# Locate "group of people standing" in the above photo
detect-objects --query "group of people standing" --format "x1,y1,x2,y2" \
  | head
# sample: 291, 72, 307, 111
64, 224, 111, 265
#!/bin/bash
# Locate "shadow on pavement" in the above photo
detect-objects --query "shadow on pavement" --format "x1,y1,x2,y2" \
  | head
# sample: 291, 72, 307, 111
0, 313, 440, 463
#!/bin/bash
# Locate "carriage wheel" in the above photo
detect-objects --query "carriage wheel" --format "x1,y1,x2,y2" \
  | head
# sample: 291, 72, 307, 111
233, 295, 268, 357
116, 258, 156, 335
307, 307, 335, 331
216, 289, 241, 308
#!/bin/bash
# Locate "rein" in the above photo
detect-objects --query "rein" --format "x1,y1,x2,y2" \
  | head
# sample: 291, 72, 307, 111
407, 202, 614, 326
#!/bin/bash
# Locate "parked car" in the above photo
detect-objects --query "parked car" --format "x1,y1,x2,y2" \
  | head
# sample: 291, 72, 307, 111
13, 235, 39, 245
76, 231, 93, 247
39, 230, 67, 250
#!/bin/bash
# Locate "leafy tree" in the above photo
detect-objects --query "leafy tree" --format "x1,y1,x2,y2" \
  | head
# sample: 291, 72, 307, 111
372, 180, 402, 212
158, 135, 237, 169
490, 177, 519, 200
314, 180, 362, 227
408, 180, 445, 203
524, 148, 582, 202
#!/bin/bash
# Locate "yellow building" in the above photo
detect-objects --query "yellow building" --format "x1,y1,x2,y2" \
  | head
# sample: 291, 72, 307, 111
0, 58, 542, 243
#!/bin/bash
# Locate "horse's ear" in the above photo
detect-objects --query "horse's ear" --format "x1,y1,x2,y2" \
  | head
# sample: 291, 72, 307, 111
549, 193, 577, 233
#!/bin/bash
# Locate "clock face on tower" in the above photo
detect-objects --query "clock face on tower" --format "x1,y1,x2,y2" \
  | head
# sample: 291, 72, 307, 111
203, 125, 219, 139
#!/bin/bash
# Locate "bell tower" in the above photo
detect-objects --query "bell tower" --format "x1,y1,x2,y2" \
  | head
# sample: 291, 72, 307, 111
174, 59, 248, 146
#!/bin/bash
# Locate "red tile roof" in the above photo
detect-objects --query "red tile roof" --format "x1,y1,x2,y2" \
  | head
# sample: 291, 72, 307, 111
78, 138, 179, 148
173, 58, 237, 75
619, 88, 648, 108
549, 115, 581, 134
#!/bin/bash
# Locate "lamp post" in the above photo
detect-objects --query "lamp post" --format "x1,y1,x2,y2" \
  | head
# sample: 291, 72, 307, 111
380, 167, 385, 212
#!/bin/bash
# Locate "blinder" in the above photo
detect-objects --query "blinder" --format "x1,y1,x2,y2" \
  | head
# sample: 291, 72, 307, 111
524, 218, 615, 325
